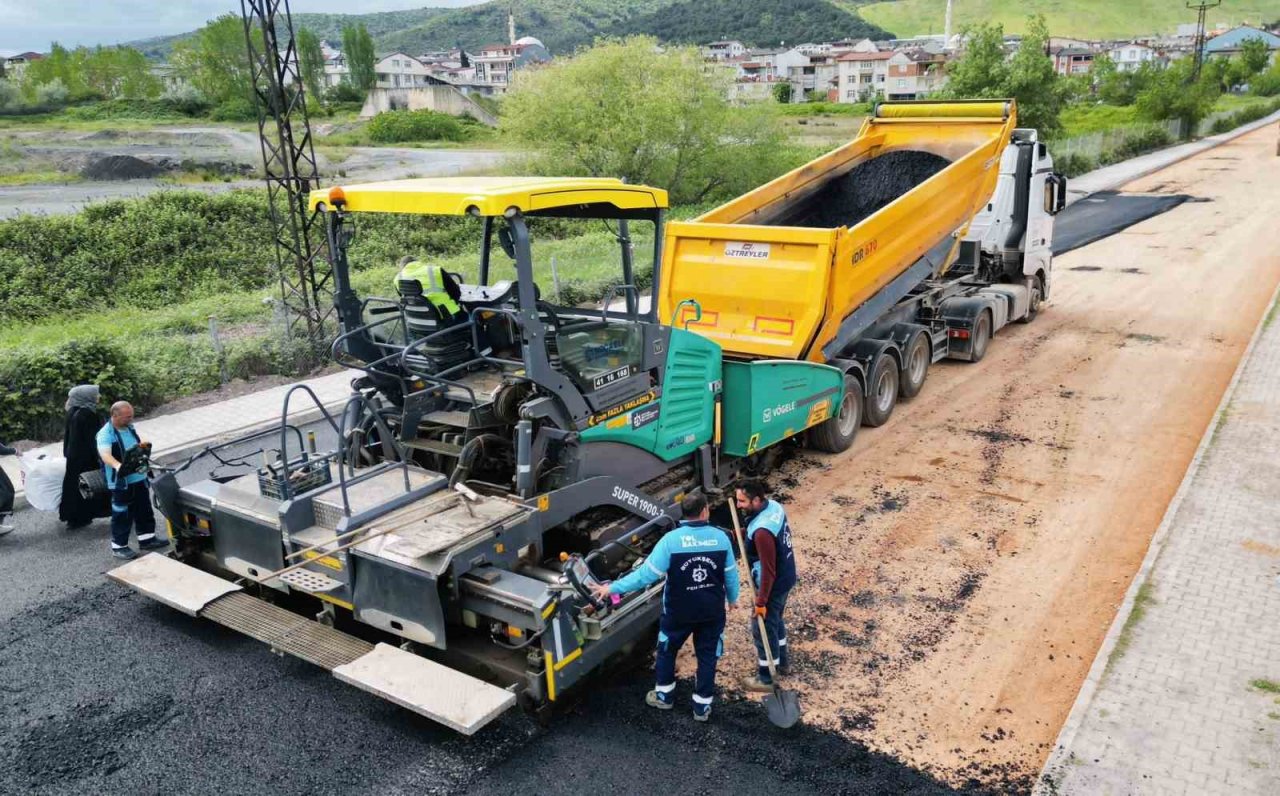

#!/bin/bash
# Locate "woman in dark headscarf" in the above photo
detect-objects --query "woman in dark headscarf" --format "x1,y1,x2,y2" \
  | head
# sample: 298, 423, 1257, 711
60, 384, 108, 529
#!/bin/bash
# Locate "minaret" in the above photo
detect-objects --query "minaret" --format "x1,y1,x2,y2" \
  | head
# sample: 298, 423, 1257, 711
508, 3, 517, 45
944, 0, 953, 47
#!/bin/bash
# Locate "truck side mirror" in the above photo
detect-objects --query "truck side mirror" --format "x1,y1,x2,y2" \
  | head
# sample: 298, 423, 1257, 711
1044, 174, 1067, 216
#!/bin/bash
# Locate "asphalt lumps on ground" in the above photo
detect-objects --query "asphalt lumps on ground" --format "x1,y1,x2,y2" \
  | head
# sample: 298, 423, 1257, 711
781, 150, 953, 229
0, 570, 1002, 796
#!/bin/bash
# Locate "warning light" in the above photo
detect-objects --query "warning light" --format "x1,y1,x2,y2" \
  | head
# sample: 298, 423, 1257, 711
327, 186, 346, 206
559, 552, 569, 562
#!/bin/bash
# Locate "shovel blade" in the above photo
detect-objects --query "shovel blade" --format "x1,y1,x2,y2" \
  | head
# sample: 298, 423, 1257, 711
762, 688, 802, 728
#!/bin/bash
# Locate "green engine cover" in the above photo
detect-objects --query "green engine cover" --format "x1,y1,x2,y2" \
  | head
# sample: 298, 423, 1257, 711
721, 360, 844, 456
578, 327, 721, 461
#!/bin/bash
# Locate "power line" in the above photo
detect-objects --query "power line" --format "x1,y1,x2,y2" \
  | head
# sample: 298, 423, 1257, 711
1187, 0, 1221, 81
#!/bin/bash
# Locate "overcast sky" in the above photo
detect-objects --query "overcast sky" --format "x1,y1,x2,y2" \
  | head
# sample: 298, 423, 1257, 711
0, 1, 478, 54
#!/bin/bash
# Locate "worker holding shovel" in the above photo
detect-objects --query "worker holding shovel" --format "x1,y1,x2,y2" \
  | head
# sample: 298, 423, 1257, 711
735, 479, 798, 691
592, 492, 738, 722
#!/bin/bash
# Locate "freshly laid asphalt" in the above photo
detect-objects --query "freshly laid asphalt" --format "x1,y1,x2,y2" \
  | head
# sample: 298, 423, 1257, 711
0, 506, 983, 796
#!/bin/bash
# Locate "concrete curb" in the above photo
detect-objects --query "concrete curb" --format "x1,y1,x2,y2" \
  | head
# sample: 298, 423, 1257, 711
1065, 108, 1280, 204
1035, 264, 1280, 793
5, 399, 348, 513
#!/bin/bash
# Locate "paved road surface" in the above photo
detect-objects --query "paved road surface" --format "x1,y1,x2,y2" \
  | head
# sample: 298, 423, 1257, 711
0, 507, 974, 795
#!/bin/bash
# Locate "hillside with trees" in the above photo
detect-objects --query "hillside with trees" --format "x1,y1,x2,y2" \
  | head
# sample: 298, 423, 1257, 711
848, 0, 1280, 39
610, 0, 891, 46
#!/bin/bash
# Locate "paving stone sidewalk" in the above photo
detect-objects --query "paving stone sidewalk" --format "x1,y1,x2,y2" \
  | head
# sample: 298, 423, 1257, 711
2, 369, 357, 509
1041, 298, 1280, 794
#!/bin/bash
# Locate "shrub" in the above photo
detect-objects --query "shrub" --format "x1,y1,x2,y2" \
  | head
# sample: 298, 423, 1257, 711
1207, 97, 1280, 134
0, 190, 281, 322
0, 80, 21, 111
1250, 66, 1280, 97
1107, 126, 1174, 162
0, 340, 146, 440
325, 81, 365, 104
366, 109, 471, 143
61, 98, 210, 121
1053, 151, 1097, 179
209, 97, 258, 122
34, 78, 70, 108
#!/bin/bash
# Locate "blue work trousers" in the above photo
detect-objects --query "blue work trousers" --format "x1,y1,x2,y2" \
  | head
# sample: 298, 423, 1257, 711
110, 479, 156, 548
654, 613, 725, 706
751, 584, 792, 683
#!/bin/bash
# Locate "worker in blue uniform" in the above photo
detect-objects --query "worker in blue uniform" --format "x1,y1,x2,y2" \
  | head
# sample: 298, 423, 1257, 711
736, 479, 798, 692
592, 492, 738, 722
97, 401, 167, 560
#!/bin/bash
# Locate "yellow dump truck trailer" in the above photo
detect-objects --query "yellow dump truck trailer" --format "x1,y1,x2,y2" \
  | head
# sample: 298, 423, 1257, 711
660, 99, 1066, 441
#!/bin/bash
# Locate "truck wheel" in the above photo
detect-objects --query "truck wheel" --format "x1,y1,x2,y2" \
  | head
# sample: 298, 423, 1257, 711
1019, 280, 1042, 324
862, 352, 899, 427
899, 332, 930, 400
970, 311, 992, 362
808, 374, 862, 453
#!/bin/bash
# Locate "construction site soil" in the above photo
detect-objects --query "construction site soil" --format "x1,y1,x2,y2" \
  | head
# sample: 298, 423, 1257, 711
2, 127, 1279, 795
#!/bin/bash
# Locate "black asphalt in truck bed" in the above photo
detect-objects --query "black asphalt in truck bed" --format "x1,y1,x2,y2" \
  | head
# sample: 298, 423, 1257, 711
0, 508, 1000, 795
779, 150, 953, 229
1052, 191, 1192, 255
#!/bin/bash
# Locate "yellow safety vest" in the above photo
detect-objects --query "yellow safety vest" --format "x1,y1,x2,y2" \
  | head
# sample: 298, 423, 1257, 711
395, 260, 461, 317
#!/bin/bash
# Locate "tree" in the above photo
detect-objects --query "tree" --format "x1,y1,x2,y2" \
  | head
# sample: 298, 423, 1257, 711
1135, 58, 1220, 137
941, 16, 1064, 136
500, 37, 795, 205
1004, 15, 1065, 135
23, 44, 159, 102
941, 22, 1009, 100
296, 27, 326, 101
82, 47, 161, 100
772, 82, 792, 104
172, 14, 255, 105
342, 23, 376, 93
1239, 36, 1271, 77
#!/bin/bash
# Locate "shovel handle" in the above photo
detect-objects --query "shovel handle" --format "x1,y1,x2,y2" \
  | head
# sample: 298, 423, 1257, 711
728, 500, 783, 684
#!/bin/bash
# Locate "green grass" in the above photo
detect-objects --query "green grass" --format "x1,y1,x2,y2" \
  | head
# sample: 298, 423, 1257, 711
0, 113, 212, 133
0, 170, 82, 186
0, 290, 273, 351
1251, 678, 1280, 694
0, 211, 710, 356
1058, 105, 1140, 138
852, 0, 1280, 39
1214, 93, 1276, 112
1264, 297, 1280, 330
1108, 579, 1156, 666
777, 102, 873, 117
317, 119, 498, 149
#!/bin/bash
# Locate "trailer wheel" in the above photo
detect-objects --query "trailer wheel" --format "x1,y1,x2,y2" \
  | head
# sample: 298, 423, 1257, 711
899, 332, 930, 400
1019, 280, 1042, 324
970, 311, 992, 362
863, 353, 899, 427
809, 374, 862, 453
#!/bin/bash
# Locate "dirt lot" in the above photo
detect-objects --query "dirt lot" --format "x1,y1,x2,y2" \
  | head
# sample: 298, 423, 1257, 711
0, 125, 504, 218
711, 125, 1280, 787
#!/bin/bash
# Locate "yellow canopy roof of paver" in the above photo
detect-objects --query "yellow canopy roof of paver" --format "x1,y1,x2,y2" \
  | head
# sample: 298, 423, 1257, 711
307, 177, 668, 216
